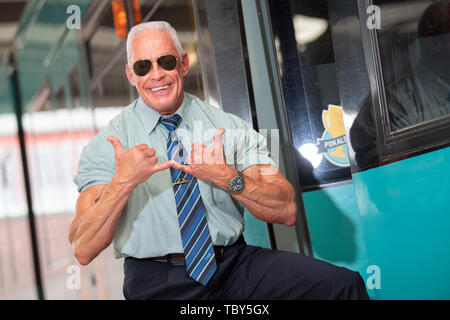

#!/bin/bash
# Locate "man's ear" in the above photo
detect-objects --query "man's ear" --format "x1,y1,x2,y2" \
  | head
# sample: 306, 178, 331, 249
125, 64, 136, 86
181, 52, 190, 76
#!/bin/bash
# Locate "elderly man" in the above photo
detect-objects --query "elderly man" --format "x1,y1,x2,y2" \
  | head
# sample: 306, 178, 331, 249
70, 21, 369, 300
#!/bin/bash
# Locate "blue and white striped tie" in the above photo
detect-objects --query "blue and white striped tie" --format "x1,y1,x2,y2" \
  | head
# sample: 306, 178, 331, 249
159, 114, 217, 286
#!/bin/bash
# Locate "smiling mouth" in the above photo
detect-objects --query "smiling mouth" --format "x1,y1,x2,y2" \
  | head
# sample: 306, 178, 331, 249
149, 84, 171, 92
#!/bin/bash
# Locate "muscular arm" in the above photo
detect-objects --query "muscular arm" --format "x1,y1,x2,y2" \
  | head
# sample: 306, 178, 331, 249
218, 165, 297, 226
69, 136, 172, 265
69, 178, 134, 265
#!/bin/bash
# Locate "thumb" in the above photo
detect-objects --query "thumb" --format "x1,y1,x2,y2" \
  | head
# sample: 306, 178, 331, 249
106, 136, 124, 158
213, 128, 226, 164
213, 128, 226, 147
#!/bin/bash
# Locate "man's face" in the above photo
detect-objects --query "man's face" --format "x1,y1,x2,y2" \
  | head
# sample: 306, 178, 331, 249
126, 30, 189, 115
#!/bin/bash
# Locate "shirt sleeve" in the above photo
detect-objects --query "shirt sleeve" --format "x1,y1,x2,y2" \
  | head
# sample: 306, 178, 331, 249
73, 123, 120, 193
226, 114, 278, 173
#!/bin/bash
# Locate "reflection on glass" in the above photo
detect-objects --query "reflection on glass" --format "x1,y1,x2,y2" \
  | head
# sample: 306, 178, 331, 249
298, 143, 323, 168
375, 0, 450, 131
268, 0, 351, 188
292, 14, 328, 50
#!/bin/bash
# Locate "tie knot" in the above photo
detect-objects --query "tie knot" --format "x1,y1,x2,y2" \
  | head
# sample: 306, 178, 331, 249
159, 114, 182, 132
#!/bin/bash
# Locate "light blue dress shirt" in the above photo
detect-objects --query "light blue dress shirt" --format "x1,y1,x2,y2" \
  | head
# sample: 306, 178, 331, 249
74, 93, 276, 259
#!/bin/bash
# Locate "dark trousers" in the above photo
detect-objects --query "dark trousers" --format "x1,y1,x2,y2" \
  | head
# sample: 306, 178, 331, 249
123, 236, 370, 300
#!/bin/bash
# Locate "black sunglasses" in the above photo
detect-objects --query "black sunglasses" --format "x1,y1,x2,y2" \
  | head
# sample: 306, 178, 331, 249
132, 54, 179, 76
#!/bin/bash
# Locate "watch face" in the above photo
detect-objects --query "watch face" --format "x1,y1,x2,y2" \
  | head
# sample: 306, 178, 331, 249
230, 172, 244, 193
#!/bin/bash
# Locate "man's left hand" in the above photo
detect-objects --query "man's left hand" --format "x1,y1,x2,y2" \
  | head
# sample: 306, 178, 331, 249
170, 128, 236, 190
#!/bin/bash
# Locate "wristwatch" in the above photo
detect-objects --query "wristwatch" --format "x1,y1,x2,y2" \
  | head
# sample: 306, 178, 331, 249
228, 170, 245, 194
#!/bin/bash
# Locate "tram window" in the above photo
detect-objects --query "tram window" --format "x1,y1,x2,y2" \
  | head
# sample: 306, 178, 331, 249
374, 0, 450, 132
268, 0, 351, 189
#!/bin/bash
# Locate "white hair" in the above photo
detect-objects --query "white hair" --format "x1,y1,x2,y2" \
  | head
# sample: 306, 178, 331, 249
126, 21, 184, 67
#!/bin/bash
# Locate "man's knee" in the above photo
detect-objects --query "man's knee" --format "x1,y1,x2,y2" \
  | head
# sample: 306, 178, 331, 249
331, 267, 370, 300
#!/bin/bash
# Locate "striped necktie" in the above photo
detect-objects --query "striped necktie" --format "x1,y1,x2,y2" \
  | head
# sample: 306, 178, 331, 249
159, 114, 217, 285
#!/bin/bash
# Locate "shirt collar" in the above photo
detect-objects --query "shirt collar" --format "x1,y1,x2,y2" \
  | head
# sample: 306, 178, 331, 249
135, 92, 194, 133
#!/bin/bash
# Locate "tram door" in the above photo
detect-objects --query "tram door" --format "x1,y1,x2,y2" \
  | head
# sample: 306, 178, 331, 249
263, 0, 370, 286
260, 0, 450, 299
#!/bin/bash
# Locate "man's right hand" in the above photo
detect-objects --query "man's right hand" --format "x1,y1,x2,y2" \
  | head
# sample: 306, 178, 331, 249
107, 136, 172, 187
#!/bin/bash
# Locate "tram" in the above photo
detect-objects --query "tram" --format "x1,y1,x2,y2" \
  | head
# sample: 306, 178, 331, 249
0, 0, 448, 300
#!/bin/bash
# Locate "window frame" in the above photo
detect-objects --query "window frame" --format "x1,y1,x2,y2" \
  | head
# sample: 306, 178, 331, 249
359, 0, 450, 164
